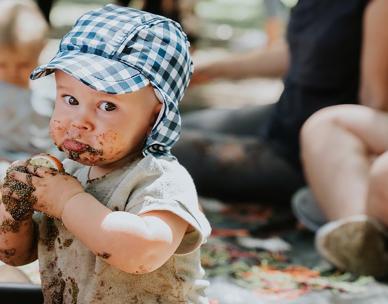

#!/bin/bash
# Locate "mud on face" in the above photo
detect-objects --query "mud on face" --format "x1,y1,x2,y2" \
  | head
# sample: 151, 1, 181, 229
67, 145, 104, 164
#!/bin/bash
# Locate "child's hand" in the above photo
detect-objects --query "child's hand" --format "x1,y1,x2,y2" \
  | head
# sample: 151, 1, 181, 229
3, 165, 84, 219
1, 160, 34, 221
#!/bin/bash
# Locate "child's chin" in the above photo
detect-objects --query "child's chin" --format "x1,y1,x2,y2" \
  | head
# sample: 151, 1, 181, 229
66, 151, 105, 166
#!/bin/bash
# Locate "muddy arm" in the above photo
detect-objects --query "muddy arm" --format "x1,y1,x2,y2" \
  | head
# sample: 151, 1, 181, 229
0, 201, 38, 266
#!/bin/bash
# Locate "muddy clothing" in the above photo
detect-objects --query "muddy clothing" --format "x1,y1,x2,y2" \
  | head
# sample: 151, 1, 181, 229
34, 155, 211, 304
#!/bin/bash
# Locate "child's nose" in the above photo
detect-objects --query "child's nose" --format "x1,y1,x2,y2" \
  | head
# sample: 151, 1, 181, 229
71, 114, 94, 131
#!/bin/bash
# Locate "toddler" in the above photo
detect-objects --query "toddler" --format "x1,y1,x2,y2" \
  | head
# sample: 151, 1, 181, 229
0, 5, 211, 303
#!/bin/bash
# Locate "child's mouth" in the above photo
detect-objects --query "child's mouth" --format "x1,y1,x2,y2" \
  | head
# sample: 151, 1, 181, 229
62, 139, 104, 161
63, 139, 88, 153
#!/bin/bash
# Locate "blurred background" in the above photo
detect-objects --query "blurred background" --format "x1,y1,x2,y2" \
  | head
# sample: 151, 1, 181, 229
5, 1, 388, 304
34, 0, 296, 111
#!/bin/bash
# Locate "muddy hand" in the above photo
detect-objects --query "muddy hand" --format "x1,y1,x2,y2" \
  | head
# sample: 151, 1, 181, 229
6, 165, 84, 219
1, 161, 35, 221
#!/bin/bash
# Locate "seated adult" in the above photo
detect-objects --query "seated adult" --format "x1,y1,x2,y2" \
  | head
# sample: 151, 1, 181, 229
300, 0, 388, 277
174, 0, 369, 206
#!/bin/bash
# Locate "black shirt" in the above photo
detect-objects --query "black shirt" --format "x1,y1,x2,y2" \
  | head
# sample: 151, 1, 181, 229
263, 0, 369, 169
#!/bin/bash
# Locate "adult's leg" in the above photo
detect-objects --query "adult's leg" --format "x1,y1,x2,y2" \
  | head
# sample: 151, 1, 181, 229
302, 104, 388, 276
301, 104, 388, 220
174, 131, 303, 203
367, 152, 388, 227
175, 104, 304, 204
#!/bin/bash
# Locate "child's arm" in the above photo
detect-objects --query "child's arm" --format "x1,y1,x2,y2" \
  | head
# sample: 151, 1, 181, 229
0, 201, 37, 266
61, 193, 188, 274
8, 165, 189, 274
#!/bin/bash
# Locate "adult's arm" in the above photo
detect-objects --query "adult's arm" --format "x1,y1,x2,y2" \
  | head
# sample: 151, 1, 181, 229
191, 40, 289, 85
360, 0, 388, 110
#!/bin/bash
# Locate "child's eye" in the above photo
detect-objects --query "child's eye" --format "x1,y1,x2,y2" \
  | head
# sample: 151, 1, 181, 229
99, 101, 117, 112
63, 95, 79, 106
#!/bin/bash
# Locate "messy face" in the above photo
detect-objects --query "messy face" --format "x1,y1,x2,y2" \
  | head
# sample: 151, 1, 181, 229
0, 45, 41, 88
51, 70, 162, 167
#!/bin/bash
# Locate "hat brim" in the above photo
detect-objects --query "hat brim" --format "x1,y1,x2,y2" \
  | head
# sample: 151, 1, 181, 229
30, 52, 150, 94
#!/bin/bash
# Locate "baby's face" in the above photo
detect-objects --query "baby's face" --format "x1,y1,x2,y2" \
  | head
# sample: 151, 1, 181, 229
51, 70, 162, 166
0, 46, 40, 88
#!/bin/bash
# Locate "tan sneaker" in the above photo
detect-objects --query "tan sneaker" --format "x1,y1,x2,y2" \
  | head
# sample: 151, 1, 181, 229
316, 215, 388, 277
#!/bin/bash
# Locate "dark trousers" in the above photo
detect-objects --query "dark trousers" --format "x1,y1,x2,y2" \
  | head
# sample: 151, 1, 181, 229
173, 104, 305, 204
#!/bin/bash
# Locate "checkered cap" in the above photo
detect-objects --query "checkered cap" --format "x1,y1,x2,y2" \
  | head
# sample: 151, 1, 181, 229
30, 4, 193, 157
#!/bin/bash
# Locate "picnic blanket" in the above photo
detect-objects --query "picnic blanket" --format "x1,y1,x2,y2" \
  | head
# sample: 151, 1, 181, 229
199, 197, 386, 304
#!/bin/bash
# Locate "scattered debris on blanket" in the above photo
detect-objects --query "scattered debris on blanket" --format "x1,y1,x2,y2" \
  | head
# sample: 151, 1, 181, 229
237, 236, 291, 252
202, 238, 373, 301
200, 197, 375, 301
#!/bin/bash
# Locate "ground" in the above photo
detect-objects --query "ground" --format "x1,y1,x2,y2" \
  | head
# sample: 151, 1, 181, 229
200, 197, 388, 303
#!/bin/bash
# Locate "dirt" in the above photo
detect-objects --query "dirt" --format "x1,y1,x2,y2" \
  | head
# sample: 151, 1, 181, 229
0, 247, 16, 264
1, 165, 37, 221
43, 264, 79, 304
69, 145, 103, 161
97, 252, 111, 259
0, 218, 21, 233
42, 218, 59, 251
48, 275, 66, 304
69, 151, 80, 161
63, 238, 73, 248
68, 276, 79, 304
86, 146, 103, 156
0, 163, 74, 236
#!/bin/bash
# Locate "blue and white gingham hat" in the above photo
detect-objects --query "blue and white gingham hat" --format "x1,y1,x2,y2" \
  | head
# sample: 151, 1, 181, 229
30, 4, 193, 157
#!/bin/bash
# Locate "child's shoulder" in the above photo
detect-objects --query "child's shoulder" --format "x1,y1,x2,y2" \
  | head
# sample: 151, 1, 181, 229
137, 155, 193, 181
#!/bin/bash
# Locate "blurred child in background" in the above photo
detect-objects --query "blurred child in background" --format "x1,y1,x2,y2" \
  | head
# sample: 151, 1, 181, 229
0, 0, 52, 168
0, 0, 51, 289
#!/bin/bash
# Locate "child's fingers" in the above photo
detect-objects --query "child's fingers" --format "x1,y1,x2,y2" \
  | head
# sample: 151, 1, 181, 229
1, 187, 17, 199
25, 165, 57, 177
9, 160, 27, 169
1, 186, 11, 197
1, 182, 35, 201
6, 170, 37, 186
